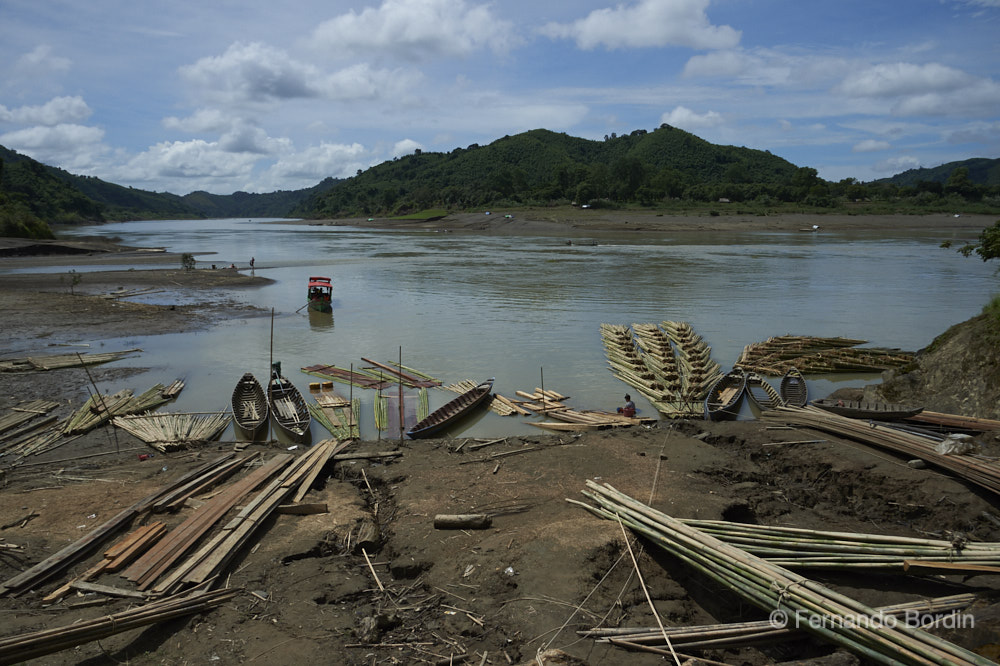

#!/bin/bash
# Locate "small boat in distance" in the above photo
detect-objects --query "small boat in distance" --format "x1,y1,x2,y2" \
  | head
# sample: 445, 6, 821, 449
231, 372, 268, 439
268, 364, 312, 441
779, 367, 809, 407
307, 276, 333, 313
407, 378, 494, 439
744, 370, 784, 410
810, 399, 923, 421
704, 368, 747, 421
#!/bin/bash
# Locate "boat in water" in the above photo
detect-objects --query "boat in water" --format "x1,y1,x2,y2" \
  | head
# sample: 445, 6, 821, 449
704, 368, 747, 421
779, 367, 809, 407
307, 276, 333, 313
810, 399, 923, 420
407, 378, 494, 439
268, 363, 312, 441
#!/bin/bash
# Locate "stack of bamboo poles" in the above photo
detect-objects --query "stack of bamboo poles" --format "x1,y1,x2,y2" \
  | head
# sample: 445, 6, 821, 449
682, 520, 1000, 573
112, 411, 232, 452
571, 481, 994, 665
63, 384, 173, 435
631, 324, 683, 395
600, 324, 690, 417
580, 594, 977, 652
0, 348, 142, 372
0, 588, 238, 664
736, 335, 913, 375
0, 400, 60, 433
762, 406, 1000, 497
0, 400, 67, 461
662, 321, 723, 400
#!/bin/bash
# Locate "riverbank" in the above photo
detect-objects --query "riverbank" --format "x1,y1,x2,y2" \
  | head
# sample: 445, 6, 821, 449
1, 218, 1000, 665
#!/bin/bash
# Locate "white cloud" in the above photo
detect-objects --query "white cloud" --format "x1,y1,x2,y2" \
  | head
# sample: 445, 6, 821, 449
0, 96, 91, 126
874, 155, 921, 174
309, 0, 515, 60
180, 42, 322, 103
661, 106, 723, 130
14, 45, 71, 77
263, 142, 369, 186
118, 140, 261, 188
852, 139, 891, 152
391, 139, 423, 158
540, 0, 740, 50
319, 63, 420, 101
837, 63, 973, 98
163, 108, 233, 133
0, 123, 105, 160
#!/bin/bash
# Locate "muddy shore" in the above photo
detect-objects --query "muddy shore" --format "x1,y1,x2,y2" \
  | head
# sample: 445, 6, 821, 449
1, 213, 999, 666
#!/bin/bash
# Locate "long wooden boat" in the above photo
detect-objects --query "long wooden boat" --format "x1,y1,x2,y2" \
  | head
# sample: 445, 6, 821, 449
231, 373, 268, 438
744, 370, 784, 410
703, 368, 747, 421
810, 398, 923, 420
406, 378, 494, 439
307, 276, 333, 313
268, 367, 312, 440
779, 367, 808, 407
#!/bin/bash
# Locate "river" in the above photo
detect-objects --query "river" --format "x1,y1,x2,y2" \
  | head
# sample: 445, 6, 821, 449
20, 217, 998, 441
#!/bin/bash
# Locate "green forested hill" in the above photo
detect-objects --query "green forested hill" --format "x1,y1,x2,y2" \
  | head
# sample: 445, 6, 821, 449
875, 158, 1000, 187
294, 126, 807, 217
180, 178, 338, 219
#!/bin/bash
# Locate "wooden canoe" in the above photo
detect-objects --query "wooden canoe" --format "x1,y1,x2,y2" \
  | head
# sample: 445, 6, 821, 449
810, 398, 923, 420
406, 378, 494, 439
231, 373, 268, 438
268, 368, 312, 440
704, 368, 747, 421
779, 367, 809, 407
745, 370, 785, 410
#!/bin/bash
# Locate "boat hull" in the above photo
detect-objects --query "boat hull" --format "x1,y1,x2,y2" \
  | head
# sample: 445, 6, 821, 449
745, 371, 784, 410
704, 368, 747, 421
779, 367, 809, 407
231, 373, 268, 438
268, 371, 312, 441
407, 379, 494, 439
810, 399, 923, 420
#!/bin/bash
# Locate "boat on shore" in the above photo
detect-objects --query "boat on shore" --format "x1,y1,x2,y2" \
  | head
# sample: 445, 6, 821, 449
268, 364, 312, 440
231, 373, 268, 438
779, 367, 809, 407
307, 276, 333, 313
704, 368, 747, 421
407, 378, 494, 439
810, 398, 923, 420
744, 370, 784, 410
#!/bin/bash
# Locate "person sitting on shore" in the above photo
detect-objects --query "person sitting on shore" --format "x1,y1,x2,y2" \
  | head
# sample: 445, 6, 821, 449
617, 394, 636, 417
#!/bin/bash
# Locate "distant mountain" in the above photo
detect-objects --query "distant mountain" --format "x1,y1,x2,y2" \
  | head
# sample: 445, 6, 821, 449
180, 179, 339, 219
294, 126, 804, 217
874, 157, 1000, 187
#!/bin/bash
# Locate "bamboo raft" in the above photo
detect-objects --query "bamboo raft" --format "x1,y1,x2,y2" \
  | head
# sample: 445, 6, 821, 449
511, 387, 657, 431
0, 400, 67, 462
308, 386, 360, 440
301, 363, 395, 390
63, 384, 173, 435
112, 411, 232, 452
736, 335, 914, 375
0, 348, 143, 372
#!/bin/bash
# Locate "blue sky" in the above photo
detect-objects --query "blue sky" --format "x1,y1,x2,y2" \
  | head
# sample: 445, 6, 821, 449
1, 0, 998, 195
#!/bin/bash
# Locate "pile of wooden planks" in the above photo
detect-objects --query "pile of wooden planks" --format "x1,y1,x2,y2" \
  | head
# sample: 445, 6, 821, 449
736, 335, 913, 375
112, 411, 232, 452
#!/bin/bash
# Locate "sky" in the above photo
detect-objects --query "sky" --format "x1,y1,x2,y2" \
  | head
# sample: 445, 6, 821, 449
1, 0, 999, 196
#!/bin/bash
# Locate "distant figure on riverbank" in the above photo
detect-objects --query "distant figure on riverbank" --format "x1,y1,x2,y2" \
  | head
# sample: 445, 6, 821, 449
250, 256, 255, 275
617, 394, 636, 417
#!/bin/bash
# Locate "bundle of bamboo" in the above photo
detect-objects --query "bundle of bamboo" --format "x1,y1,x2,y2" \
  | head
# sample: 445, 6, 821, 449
444, 380, 516, 416
571, 481, 993, 665
0, 348, 142, 373
761, 406, 1000, 497
736, 335, 913, 375
113, 411, 231, 452
683, 519, 1000, 573
600, 324, 694, 417
309, 390, 360, 440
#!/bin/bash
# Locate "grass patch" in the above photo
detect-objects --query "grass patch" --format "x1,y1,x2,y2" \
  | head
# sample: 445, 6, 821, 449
389, 209, 449, 221
984, 294, 1000, 327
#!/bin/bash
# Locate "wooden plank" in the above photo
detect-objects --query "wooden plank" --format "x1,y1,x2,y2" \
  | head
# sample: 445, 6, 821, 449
70, 580, 147, 599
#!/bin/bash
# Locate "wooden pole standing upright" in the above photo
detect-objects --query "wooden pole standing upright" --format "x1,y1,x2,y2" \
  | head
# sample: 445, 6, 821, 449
268, 307, 274, 443
398, 346, 404, 443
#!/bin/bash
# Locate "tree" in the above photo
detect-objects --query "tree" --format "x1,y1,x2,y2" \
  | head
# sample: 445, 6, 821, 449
957, 220, 1000, 262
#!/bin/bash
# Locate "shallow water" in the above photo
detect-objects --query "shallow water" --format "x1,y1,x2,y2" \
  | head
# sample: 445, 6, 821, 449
10, 217, 996, 441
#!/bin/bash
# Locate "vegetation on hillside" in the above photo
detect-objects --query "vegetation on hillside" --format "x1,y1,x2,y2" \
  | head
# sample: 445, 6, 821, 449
2, 127, 999, 239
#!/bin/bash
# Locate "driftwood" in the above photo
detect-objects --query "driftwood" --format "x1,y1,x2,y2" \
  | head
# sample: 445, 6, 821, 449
433, 514, 492, 530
